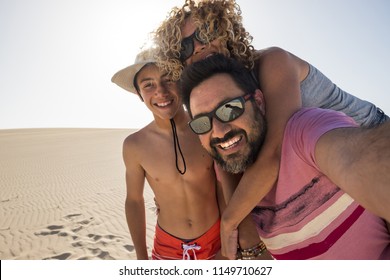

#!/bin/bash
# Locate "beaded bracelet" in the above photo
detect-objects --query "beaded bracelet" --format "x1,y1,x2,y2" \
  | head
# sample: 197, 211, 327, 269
236, 241, 267, 260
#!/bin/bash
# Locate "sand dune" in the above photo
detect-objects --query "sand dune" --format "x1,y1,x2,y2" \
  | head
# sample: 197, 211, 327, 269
0, 128, 157, 260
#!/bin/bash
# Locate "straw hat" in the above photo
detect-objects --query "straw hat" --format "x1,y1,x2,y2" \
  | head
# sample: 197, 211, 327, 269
111, 48, 156, 94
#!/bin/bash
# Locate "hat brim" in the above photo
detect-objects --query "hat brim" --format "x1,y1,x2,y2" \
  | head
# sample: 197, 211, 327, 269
111, 60, 155, 94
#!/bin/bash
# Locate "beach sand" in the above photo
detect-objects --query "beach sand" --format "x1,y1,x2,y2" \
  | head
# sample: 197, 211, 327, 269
0, 128, 156, 260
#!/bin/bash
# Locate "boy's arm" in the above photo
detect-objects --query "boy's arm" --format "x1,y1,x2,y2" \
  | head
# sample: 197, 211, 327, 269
315, 121, 390, 222
123, 137, 149, 260
220, 47, 303, 253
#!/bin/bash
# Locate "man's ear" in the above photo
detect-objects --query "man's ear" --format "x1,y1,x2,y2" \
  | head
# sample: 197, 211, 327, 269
253, 89, 265, 115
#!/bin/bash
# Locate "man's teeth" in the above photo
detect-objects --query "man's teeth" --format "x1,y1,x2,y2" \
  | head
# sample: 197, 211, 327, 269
219, 136, 241, 149
156, 100, 172, 107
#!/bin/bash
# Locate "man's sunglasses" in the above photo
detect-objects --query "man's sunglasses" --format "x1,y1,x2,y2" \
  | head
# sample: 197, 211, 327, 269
179, 24, 218, 62
189, 93, 253, 135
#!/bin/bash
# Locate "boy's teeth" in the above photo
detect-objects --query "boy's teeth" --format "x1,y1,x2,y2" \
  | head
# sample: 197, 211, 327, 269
157, 100, 172, 107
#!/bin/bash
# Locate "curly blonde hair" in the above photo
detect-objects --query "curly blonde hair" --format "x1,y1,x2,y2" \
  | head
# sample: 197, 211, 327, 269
153, 0, 255, 81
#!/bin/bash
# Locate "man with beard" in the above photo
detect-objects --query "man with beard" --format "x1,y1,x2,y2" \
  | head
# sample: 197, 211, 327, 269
180, 54, 390, 260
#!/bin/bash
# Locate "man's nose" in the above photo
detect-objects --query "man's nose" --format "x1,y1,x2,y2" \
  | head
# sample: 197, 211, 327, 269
211, 117, 231, 139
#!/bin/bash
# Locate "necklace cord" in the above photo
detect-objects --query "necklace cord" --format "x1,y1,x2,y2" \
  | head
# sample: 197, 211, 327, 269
170, 119, 187, 175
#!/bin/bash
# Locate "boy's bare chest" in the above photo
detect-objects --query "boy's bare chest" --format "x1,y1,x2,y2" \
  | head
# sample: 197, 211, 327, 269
140, 136, 213, 184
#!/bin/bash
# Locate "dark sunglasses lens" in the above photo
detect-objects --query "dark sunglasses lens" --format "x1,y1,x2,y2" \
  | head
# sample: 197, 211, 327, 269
190, 116, 211, 134
180, 37, 194, 61
216, 99, 244, 122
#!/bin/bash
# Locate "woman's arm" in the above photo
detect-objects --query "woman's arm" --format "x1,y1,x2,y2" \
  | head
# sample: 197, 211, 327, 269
220, 47, 306, 256
216, 165, 272, 259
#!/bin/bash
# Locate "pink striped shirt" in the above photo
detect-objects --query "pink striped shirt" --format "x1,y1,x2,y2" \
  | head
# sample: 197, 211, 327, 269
252, 108, 390, 259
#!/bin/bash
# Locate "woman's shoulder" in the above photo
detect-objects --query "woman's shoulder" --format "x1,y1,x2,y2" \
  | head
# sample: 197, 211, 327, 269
254, 47, 309, 81
255, 46, 304, 63
254, 46, 288, 58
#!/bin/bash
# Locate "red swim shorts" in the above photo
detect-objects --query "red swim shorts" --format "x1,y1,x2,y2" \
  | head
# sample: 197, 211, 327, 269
151, 219, 221, 260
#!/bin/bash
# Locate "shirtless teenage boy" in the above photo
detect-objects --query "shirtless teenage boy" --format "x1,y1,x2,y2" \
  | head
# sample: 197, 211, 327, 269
111, 48, 225, 260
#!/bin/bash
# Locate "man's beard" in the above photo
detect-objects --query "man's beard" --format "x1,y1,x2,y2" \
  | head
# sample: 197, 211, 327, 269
210, 108, 267, 174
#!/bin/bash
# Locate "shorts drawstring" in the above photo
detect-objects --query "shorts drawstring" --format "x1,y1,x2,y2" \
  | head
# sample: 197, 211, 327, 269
182, 243, 201, 260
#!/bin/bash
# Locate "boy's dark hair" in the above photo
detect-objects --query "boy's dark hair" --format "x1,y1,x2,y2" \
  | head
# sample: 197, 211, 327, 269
180, 54, 258, 116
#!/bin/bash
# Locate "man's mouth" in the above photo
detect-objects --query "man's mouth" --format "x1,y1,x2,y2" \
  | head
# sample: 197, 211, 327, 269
218, 135, 242, 150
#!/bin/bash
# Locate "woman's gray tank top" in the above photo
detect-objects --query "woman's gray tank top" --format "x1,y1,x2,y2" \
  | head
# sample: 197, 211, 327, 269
300, 64, 379, 126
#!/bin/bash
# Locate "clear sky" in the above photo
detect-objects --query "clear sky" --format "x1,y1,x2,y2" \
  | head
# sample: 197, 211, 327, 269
1, 0, 389, 129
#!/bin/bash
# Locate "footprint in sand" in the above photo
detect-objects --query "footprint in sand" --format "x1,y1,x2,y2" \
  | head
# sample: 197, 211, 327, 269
68, 217, 94, 233
79, 218, 93, 225
34, 225, 64, 236
1, 195, 19, 203
35, 215, 94, 239
47, 225, 64, 230
104, 234, 118, 240
72, 241, 84, 248
87, 248, 115, 260
44, 252, 72, 260
87, 234, 102, 241
124, 245, 135, 252
71, 226, 83, 233
64, 213, 82, 220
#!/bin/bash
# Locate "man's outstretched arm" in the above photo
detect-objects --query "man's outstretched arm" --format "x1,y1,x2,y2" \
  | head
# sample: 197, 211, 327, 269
315, 121, 390, 222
